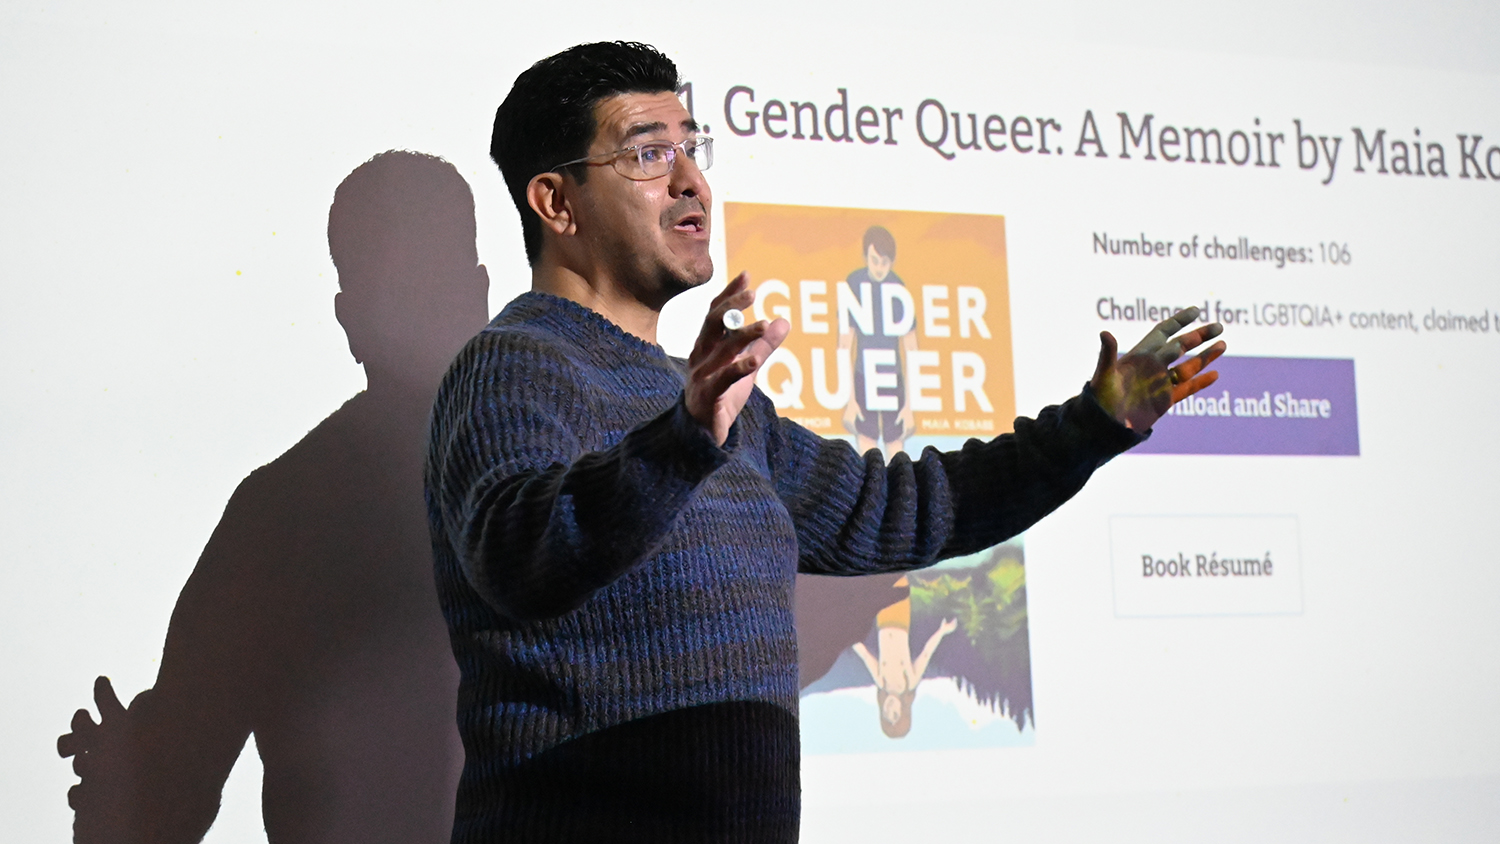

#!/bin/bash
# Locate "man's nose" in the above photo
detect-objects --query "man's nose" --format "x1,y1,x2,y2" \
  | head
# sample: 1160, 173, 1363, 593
668, 151, 709, 198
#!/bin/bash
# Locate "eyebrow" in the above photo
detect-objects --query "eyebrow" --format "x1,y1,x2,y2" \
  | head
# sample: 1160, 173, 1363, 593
621, 118, 700, 142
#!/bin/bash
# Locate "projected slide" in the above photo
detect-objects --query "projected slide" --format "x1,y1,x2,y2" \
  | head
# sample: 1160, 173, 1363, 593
6, 5, 1498, 843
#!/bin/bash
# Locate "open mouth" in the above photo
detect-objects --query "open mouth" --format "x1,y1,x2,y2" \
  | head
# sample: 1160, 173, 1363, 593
671, 211, 706, 234
665, 199, 708, 236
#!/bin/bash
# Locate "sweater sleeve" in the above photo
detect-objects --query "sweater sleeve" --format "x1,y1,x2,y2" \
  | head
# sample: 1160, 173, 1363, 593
426, 331, 730, 622
763, 384, 1144, 575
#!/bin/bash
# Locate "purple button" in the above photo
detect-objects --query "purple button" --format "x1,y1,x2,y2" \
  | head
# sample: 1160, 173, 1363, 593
1130, 357, 1359, 456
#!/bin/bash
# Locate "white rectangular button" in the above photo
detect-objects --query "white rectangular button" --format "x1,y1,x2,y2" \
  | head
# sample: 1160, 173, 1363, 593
1110, 515, 1304, 617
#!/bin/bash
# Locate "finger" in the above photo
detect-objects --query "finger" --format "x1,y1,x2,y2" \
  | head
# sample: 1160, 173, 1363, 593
694, 317, 772, 376
1182, 338, 1226, 372
70, 707, 99, 738
1173, 368, 1220, 403
1092, 331, 1117, 385
1169, 341, 1225, 401
708, 271, 749, 309
759, 316, 791, 351
702, 274, 750, 317
707, 276, 753, 328
703, 349, 764, 398
1159, 322, 1223, 364
1160, 306, 1201, 335
702, 318, 790, 397
1166, 338, 1225, 384
701, 307, 789, 375
730, 318, 790, 378
1155, 338, 1184, 369
1128, 306, 1200, 355
694, 289, 758, 359
699, 337, 767, 398
692, 274, 753, 357
1168, 354, 1208, 387
1198, 338, 1227, 369
95, 676, 126, 721
58, 727, 84, 758
718, 287, 756, 323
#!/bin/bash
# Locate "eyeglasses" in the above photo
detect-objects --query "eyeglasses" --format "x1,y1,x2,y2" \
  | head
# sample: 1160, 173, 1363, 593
553, 136, 714, 181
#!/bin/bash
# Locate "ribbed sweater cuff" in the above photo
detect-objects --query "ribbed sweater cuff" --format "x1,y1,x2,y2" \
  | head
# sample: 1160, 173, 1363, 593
634, 396, 734, 483
1074, 382, 1150, 463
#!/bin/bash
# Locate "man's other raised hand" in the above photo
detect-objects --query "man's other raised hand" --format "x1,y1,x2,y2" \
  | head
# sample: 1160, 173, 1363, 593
1091, 307, 1227, 432
686, 273, 790, 446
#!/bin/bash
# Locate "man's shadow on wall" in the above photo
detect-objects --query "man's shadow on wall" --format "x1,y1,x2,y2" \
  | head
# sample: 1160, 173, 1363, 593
58, 151, 490, 844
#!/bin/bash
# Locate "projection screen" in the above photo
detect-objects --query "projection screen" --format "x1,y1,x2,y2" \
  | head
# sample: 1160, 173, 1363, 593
4, 2, 1498, 841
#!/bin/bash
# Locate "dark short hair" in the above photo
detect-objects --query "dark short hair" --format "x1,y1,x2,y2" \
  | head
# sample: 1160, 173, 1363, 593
863, 225, 897, 261
490, 41, 681, 265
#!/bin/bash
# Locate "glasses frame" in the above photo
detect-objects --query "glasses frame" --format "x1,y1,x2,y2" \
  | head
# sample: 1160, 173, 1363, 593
552, 136, 713, 181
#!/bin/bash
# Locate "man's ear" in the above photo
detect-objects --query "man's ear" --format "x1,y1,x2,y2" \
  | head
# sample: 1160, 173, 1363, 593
526, 172, 575, 238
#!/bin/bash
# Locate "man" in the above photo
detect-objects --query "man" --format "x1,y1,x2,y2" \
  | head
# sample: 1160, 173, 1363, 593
59, 151, 485, 843
425, 41, 1223, 842
838, 225, 917, 459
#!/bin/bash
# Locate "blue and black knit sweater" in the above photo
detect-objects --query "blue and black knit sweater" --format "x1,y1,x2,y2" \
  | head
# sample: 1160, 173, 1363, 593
424, 291, 1141, 842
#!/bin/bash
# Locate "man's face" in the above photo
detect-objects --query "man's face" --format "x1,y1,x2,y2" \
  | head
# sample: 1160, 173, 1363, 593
866, 244, 894, 282
568, 90, 712, 306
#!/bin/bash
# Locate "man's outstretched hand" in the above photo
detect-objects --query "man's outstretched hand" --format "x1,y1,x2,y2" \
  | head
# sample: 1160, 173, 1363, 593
1090, 307, 1226, 431
58, 676, 139, 841
58, 676, 127, 788
686, 272, 790, 446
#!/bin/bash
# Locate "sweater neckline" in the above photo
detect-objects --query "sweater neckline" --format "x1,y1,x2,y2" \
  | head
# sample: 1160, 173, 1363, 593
508, 290, 669, 361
